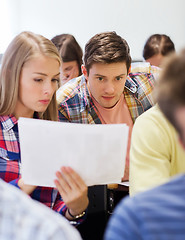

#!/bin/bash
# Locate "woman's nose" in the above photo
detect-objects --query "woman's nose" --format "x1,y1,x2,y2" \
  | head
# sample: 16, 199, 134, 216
43, 82, 54, 95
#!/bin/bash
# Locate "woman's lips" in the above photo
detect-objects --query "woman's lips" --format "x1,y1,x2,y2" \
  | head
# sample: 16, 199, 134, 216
39, 100, 50, 104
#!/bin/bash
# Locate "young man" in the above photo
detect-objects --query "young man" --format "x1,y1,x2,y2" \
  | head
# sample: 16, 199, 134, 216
104, 50, 185, 240
57, 31, 160, 180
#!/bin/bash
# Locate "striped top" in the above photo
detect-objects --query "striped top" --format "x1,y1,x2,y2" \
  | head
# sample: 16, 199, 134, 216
0, 179, 82, 240
104, 174, 185, 240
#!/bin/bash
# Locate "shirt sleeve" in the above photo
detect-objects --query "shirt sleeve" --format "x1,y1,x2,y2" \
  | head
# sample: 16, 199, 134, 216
129, 106, 173, 196
58, 109, 70, 122
9, 178, 21, 188
131, 62, 160, 76
0, 155, 21, 188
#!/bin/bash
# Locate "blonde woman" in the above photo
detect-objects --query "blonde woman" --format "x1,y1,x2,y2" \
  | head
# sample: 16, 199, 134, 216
0, 31, 88, 225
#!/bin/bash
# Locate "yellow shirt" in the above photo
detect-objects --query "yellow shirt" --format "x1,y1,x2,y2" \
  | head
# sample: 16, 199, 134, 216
130, 104, 185, 196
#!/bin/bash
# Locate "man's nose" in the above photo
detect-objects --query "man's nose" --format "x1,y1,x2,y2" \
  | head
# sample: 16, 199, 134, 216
104, 82, 115, 94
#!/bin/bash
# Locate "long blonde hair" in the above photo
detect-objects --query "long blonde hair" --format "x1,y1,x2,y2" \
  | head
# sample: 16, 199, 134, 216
0, 31, 61, 121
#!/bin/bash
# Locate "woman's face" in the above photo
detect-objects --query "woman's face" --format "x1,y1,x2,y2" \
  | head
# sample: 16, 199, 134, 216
14, 54, 60, 119
60, 60, 80, 85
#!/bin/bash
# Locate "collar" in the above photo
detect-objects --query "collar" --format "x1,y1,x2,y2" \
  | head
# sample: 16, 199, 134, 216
0, 112, 39, 131
79, 75, 91, 112
0, 115, 18, 131
125, 74, 138, 94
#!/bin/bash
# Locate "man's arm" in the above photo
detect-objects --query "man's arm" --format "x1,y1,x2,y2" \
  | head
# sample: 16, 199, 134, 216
130, 62, 161, 83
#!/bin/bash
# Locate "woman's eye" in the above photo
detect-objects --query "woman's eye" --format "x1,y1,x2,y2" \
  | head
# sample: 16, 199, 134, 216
34, 78, 42, 82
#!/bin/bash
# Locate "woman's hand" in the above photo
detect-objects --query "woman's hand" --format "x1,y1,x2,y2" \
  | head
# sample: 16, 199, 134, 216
54, 166, 89, 219
18, 178, 37, 195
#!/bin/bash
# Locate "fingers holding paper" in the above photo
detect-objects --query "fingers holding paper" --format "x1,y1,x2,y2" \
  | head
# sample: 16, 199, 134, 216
54, 166, 89, 219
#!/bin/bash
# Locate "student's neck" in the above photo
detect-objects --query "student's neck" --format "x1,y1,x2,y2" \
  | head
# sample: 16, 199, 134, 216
13, 110, 34, 120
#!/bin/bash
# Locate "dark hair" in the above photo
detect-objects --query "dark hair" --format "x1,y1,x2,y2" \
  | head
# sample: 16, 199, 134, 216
84, 31, 131, 74
51, 34, 83, 75
157, 49, 185, 137
143, 34, 175, 60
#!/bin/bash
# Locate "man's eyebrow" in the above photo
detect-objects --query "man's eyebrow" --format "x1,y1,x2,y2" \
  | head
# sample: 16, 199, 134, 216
94, 73, 127, 77
117, 73, 127, 76
94, 74, 106, 77
54, 72, 60, 77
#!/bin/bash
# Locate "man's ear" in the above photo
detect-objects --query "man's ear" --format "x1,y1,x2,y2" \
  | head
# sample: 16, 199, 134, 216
81, 65, 88, 80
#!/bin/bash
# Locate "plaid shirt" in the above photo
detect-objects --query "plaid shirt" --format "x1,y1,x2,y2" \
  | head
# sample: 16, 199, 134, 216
57, 62, 160, 123
0, 115, 85, 225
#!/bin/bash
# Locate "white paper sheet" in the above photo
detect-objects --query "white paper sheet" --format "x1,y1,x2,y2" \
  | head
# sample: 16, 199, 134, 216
18, 118, 129, 187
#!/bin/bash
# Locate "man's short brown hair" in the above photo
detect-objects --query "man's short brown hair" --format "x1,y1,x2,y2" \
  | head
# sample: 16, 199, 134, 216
83, 31, 131, 74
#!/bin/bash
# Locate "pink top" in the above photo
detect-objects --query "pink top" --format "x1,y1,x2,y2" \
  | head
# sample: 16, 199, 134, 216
92, 94, 133, 180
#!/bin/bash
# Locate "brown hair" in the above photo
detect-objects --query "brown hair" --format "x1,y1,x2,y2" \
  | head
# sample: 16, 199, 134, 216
143, 34, 175, 60
0, 31, 61, 121
157, 49, 185, 136
51, 34, 83, 75
83, 31, 131, 74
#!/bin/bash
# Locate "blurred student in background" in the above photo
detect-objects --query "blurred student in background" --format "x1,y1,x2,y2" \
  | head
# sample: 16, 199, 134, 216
130, 36, 183, 196
51, 34, 83, 85
143, 34, 175, 67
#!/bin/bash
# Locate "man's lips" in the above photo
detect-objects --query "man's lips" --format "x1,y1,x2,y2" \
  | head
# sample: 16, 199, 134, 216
102, 96, 115, 100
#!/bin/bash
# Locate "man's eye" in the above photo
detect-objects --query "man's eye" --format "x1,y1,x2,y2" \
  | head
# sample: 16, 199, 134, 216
116, 77, 122, 81
52, 78, 59, 83
97, 77, 103, 81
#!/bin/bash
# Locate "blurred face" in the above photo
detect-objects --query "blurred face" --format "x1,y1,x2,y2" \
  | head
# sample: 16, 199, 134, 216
15, 54, 60, 119
83, 62, 127, 109
146, 53, 163, 67
175, 106, 185, 148
60, 60, 80, 85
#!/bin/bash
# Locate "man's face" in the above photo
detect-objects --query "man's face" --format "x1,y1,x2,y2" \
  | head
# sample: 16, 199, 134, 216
83, 62, 128, 109
175, 106, 185, 148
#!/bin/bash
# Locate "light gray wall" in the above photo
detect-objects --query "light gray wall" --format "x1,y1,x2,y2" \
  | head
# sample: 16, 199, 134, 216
1, 0, 185, 60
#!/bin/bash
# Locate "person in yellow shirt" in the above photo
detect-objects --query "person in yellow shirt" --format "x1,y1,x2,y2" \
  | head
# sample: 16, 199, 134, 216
129, 104, 185, 196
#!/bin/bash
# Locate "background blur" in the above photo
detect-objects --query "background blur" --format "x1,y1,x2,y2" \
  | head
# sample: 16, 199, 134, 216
0, 0, 185, 61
